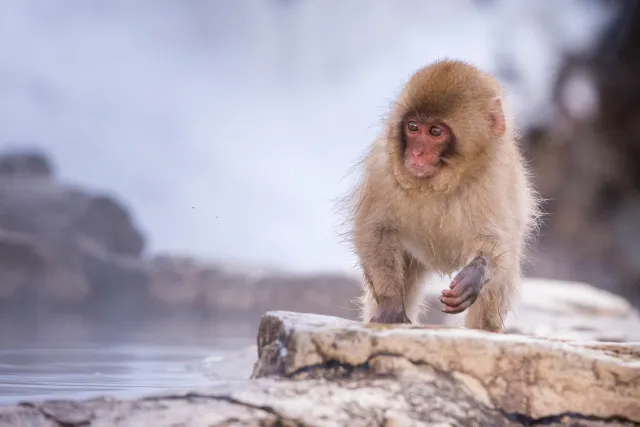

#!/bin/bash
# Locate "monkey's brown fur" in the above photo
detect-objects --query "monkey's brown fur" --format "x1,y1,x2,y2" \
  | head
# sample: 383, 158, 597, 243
341, 59, 541, 332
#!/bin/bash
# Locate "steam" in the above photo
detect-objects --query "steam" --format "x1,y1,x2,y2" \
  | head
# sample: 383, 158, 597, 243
0, 0, 615, 272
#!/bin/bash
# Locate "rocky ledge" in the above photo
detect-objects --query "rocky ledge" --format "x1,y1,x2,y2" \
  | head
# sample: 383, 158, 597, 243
2, 311, 639, 427
0, 149, 361, 328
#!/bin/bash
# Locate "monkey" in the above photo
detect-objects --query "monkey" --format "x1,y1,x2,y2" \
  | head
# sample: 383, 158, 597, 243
340, 59, 541, 333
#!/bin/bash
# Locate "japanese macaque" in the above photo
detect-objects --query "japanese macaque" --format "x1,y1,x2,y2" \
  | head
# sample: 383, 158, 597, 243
342, 59, 541, 332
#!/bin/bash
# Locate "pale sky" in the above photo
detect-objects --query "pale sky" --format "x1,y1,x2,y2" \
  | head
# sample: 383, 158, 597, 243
0, 0, 615, 273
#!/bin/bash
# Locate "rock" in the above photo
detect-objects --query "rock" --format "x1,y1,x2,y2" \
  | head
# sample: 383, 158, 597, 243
422, 276, 640, 341
73, 194, 146, 257
147, 254, 362, 322
524, 7, 640, 308
0, 229, 150, 318
0, 229, 94, 306
0, 148, 54, 178
201, 277, 640, 391
1, 311, 638, 426
0, 150, 149, 317
252, 311, 640, 424
0, 380, 517, 427
0, 229, 44, 299
505, 278, 640, 341
0, 177, 145, 257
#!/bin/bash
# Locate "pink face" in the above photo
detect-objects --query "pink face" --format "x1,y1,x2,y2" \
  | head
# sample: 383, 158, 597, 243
402, 117, 452, 178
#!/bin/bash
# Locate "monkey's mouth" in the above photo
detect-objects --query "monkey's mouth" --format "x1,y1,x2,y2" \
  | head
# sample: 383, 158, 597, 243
401, 136, 453, 179
404, 157, 445, 178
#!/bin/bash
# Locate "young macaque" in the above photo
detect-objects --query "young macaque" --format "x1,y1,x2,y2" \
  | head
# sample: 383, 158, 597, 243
342, 59, 540, 332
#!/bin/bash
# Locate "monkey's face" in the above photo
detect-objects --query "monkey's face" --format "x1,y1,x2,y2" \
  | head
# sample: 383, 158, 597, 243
387, 60, 506, 192
401, 116, 453, 179
390, 108, 496, 192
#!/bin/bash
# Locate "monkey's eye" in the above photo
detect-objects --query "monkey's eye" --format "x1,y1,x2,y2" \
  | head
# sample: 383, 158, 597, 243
407, 121, 419, 132
429, 126, 443, 137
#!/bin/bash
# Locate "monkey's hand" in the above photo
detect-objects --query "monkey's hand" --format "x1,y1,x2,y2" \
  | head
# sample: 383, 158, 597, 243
440, 256, 488, 314
369, 300, 412, 324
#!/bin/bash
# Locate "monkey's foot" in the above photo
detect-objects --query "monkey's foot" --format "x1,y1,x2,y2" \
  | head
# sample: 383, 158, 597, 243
440, 256, 487, 314
369, 303, 411, 324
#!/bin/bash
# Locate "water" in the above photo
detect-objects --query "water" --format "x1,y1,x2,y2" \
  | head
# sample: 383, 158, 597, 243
0, 336, 255, 405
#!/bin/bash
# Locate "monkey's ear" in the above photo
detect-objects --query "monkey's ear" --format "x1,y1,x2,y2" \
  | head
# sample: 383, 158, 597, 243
489, 97, 506, 138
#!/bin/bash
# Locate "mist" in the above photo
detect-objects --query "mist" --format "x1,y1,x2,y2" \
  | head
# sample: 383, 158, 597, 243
0, 0, 615, 273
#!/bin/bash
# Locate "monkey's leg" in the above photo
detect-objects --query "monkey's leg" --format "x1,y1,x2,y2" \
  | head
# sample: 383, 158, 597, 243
463, 256, 517, 333
403, 256, 429, 324
362, 256, 427, 324
361, 287, 379, 323
357, 229, 410, 324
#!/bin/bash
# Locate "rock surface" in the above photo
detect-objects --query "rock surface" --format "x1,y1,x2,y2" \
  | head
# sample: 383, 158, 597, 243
5, 378, 634, 427
0, 149, 149, 321
2, 311, 639, 426
0, 150, 145, 257
196, 275, 640, 383
252, 311, 640, 423
422, 276, 640, 342
0, 149, 54, 178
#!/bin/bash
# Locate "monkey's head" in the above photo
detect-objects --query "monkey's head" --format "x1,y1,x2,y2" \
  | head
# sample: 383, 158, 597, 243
387, 60, 507, 193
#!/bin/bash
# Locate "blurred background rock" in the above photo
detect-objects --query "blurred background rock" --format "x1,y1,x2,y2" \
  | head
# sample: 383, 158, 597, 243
523, 0, 640, 308
1, 0, 640, 402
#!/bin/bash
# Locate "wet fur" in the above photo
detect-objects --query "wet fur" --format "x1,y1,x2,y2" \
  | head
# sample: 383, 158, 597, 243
337, 59, 542, 332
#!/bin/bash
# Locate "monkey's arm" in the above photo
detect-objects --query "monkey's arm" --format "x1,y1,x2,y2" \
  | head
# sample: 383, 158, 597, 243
439, 255, 489, 314
354, 224, 411, 324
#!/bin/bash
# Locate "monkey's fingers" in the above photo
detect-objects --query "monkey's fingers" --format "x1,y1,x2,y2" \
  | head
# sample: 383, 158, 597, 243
448, 273, 464, 289
449, 265, 484, 290
442, 272, 478, 297
439, 286, 475, 307
440, 285, 478, 313
441, 295, 478, 314
448, 270, 473, 290
441, 288, 456, 297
